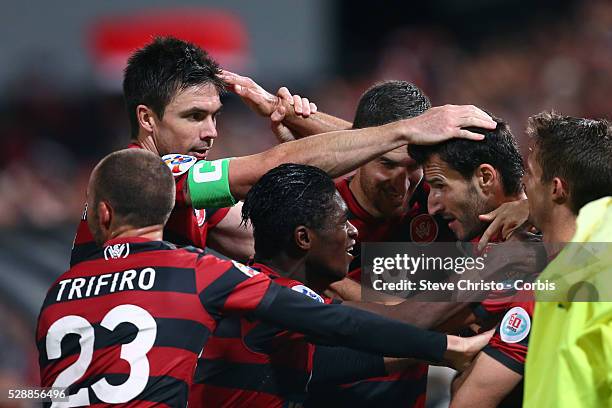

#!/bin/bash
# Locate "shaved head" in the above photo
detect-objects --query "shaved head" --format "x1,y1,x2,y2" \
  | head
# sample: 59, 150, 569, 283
87, 149, 175, 245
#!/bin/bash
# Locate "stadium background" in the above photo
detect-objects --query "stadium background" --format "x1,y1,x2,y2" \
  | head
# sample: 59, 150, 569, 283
0, 0, 610, 406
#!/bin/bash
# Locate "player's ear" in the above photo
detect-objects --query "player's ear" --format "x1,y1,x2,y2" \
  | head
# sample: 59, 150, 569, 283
294, 225, 312, 251
551, 177, 569, 204
136, 105, 156, 134
475, 164, 497, 195
97, 201, 113, 237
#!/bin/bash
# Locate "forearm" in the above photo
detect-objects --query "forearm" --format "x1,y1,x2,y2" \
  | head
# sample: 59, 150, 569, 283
344, 300, 470, 330
254, 285, 447, 362
229, 122, 407, 199
282, 110, 352, 138
310, 346, 386, 385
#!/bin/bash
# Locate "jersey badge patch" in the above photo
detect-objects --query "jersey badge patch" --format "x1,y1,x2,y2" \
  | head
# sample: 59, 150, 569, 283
500, 306, 531, 343
410, 214, 438, 243
291, 284, 324, 303
162, 154, 197, 176
194, 208, 207, 227
232, 260, 260, 277
104, 243, 130, 260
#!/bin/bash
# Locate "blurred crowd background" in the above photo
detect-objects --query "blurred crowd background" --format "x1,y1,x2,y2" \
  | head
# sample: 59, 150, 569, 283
0, 0, 610, 406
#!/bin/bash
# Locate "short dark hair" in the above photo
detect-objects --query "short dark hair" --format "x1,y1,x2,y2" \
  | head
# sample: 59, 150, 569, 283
91, 149, 175, 228
527, 111, 612, 214
123, 36, 225, 138
409, 115, 524, 196
352, 80, 431, 129
242, 164, 339, 259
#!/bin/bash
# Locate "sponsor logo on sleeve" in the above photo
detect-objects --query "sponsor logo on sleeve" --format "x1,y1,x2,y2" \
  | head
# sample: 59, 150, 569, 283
162, 154, 197, 176
291, 284, 324, 303
232, 260, 260, 277
500, 306, 531, 343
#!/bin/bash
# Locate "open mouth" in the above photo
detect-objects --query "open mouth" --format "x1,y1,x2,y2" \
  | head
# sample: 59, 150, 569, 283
191, 148, 210, 160
346, 241, 355, 256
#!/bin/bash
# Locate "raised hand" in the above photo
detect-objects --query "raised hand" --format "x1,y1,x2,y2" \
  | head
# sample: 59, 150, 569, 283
219, 70, 316, 118
401, 105, 497, 145
478, 199, 530, 250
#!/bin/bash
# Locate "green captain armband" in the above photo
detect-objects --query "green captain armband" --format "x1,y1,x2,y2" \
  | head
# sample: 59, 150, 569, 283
187, 158, 236, 208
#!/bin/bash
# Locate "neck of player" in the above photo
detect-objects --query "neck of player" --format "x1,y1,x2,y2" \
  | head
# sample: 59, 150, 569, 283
540, 206, 577, 245
108, 224, 165, 243
254, 254, 332, 294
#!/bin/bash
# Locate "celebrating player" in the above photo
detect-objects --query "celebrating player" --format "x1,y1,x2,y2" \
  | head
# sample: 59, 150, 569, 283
39, 149, 493, 407
71, 37, 496, 266
189, 163, 492, 407
408, 115, 545, 407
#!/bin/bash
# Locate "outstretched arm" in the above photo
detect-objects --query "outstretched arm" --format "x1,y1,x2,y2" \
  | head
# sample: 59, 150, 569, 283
186, 104, 496, 207
253, 284, 493, 371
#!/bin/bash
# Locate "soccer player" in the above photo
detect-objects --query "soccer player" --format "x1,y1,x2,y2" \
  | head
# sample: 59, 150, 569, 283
38, 149, 492, 407
309, 81, 456, 408
71, 36, 496, 265
521, 113, 612, 407
220, 78, 529, 407
408, 115, 545, 407
189, 163, 492, 407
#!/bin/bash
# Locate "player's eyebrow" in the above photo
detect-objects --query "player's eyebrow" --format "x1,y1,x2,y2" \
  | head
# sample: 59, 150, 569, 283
180, 105, 223, 116
380, 156, 400, 165
426, 176, 445, 184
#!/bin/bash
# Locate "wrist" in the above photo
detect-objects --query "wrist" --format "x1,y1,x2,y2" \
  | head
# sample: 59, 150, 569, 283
393, 118, 416, 144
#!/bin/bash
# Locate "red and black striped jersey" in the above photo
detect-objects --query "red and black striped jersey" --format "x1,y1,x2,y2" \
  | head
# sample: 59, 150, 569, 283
466, 229, 543, 407
322, 179, 453, 408
189, 262, 335, 408
469, 229, 543, 375
336, 178, 455, 282
70, 144, 229, 266
38, 237, 272, 408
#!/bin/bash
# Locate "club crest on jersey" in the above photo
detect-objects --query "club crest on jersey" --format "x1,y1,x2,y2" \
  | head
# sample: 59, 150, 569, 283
232, 260, 259, 277
104, 243, 130, 260
500, 306, 531, 343
410, 214, 438, 243
291, 284, 324, 303
162, 154, 197, 176
194, 208, 207, 227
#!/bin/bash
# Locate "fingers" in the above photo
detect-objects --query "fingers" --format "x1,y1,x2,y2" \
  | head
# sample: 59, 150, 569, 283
270, 105, 287, 123
457, 129, 486, 141
292, 94, 303, 114
454, 106, 496, 130
478, 217, 502, 251
219, 70, 253, 88
277, 87, 294, 105
478, 207, 498, 222
301, 97, 311, 116
310, 102, 318, 114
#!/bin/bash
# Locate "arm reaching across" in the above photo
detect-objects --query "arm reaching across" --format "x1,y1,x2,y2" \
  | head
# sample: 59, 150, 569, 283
252, 283, 493, 369
221, 70, 351, 137
186, 104, 496, 207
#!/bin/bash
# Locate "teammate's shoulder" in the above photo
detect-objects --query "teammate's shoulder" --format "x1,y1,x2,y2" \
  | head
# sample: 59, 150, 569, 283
162, 154, 198, 177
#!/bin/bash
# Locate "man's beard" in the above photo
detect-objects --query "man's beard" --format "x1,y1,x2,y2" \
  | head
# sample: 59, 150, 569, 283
458, 183, 491, 242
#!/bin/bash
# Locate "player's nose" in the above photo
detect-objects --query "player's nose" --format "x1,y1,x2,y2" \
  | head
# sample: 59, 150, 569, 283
200, 117, 218, 140
347, 221, 358, 240
391, 170, 410, 195
428, 192, 443, 215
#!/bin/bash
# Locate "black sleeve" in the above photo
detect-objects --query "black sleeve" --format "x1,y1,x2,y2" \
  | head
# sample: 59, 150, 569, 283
309, 346, 386, 385
252, 284, 447, 363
